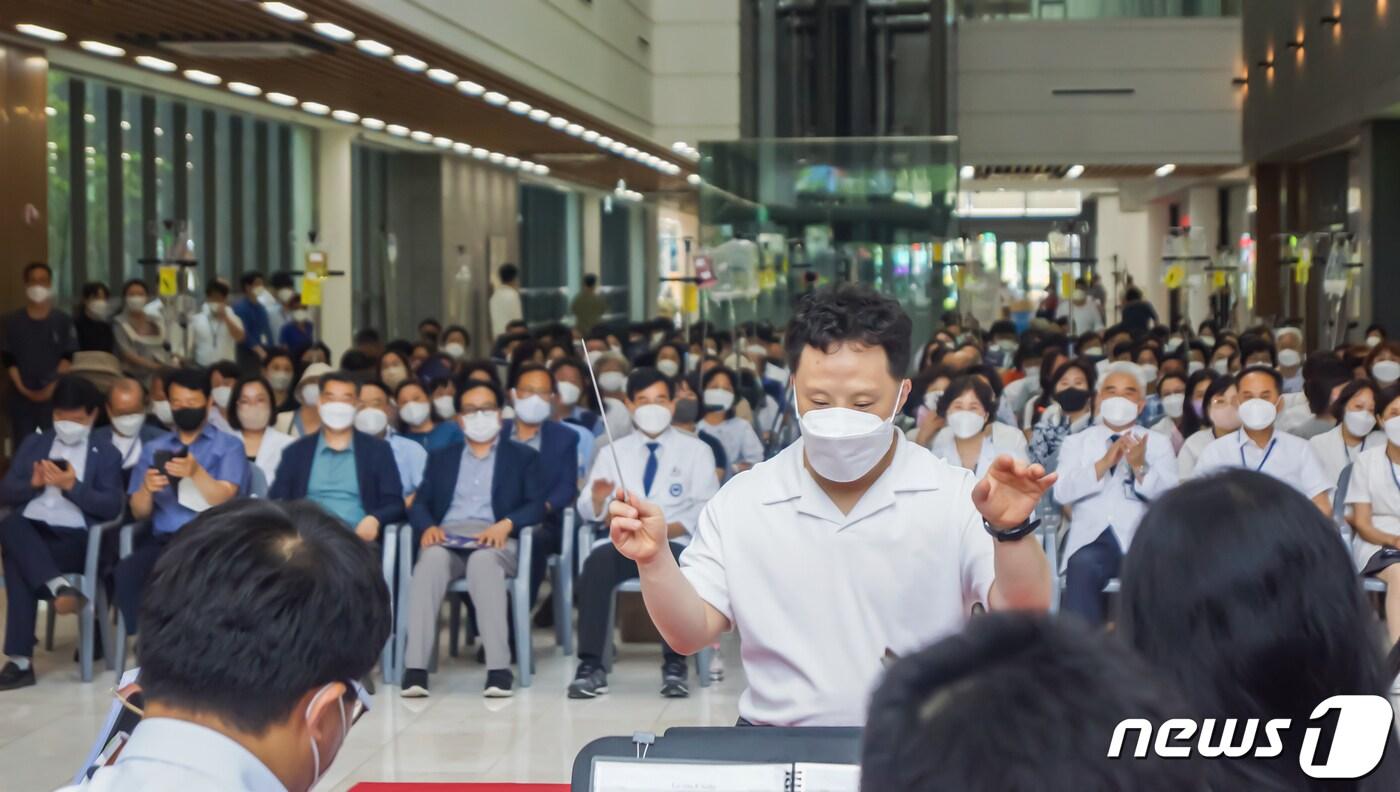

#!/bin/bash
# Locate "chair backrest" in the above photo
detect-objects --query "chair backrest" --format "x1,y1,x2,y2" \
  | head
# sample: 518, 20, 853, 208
1334, 463, 1353, 529
249, 465, 269, 499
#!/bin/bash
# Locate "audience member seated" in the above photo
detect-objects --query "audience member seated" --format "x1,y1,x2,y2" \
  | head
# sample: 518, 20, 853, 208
59, 500, 389, 791
1177, 373, 1236, 478
1367, 340, 1400, 389
393, 378, 461, 451
1275, 325, 1305, 392
269, 372, 404, 541
93, 376, 166, 486
671, 394, 729, 481
593, 353, 634, 440
1344, 384, 1400, 646
228, 375, 296, 492
430, 375, 459, 422
189, 280, 245, 367
1054, 362, 1177, 626
1121, 469, 1400, 789
1193, 365, 1332, 513
1278, 356, 1351, 439
929, 374, 1028, 476
0, 376, 123, 691
206, 360, 241, 435
550, 356, 603, 437
118, 367, 247, 636
73, 281, 115, 354
861, 613, 1208, 792
1026, 358, 1096, 473
1147, 369, 1188, 453
354, 379, 427, 500
146, 368, 174, 432
262, 346, 298, 411
402, 380, 544, 698
274, 361, 331, 437
569, 368, 719, 700
697, 366, 765, 473
1311, 378, 1384, 486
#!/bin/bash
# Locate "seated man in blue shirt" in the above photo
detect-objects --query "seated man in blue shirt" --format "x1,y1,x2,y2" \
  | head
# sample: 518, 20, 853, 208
0, 376, 124, 690
118, 367, 247, 636
354, 379, 427, 503
270, 372, 405, 541
402, 380, 543, 699
232, 271, 272, 364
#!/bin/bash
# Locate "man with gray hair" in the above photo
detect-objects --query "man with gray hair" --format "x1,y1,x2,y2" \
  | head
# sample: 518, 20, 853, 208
92, 377, 166, 488
1274, 325, 1305, 394
1051, 361, 1178, 626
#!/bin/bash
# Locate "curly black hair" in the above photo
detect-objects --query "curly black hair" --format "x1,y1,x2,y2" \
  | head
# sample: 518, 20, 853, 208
785, 284, 911, 377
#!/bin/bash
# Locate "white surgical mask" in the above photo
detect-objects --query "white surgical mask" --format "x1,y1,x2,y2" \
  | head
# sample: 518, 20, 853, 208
1211, 359, 1231, 375
318, 401, 356, 430
1238, 398, 1278, 431
796, 384, 902, 483
1210, 403, 1241, 432
1367, 336, 1383, 349
557, 380, 581, 406
301, 383, 321, 406
632, 403, 673, 437
111, 413, 146, 438
276, 287, 295, 303
211, 385, 232, 409
1139, 364, 1159, 383
381, 365, 408, 389
433, 395, 457, 420
87, 298, 109, 317
746, 344, 768, 358
1278, 349, 1302, 368
923, 389, 944, 412
54, 420, 89, 446
268, 371, 293, 392
237, 403, 271, 431
125, 295, 147, 313
1344, 410, 1376, 439
587, 349, 605, 365
656, 359, 680, 378
1161, 393, 1186, 419
1386, 415, 1400, 446
598, 371, 627, 393
1099, 396, 1140, 428
26, 285, 51, 304
703, 388, 735, 412
151, 400, 174, 426
513, 394, 551, 424
1188, 361, 1205, 375
399, 401, 430, 427
1165, 338, 1182, 353
354, 407, 388, 435
292, 309, 311, 323
1372, 360, 1400, 386
947, 410, 986, 440
1083, 346, 1104, 357
1200, 335, 1216, 349
444, 342, 467, 360
463, 410, 502, 442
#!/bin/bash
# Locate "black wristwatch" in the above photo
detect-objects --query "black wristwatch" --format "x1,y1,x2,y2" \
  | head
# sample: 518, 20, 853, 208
983, 517, 1040, 543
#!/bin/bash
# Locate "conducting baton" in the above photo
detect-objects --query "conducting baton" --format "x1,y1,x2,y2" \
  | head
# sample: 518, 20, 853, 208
578, 339, 632, 497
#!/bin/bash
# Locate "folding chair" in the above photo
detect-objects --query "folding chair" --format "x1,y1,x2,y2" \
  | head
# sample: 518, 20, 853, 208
547, 508, 576, 654
39, 515, 123, 682
378, 523, 402, 684
111, 520, 150, 679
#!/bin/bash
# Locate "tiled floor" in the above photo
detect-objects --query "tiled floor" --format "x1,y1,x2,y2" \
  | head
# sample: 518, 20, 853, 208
0, 600, 745, 792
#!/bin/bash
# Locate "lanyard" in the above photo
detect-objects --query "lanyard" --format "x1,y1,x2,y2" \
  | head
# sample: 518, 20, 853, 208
1239, 430, 1277, 472
1390, 457, 1400, 499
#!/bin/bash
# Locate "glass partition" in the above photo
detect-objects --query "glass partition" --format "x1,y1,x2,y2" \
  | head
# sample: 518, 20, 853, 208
958, 0, 1240, 20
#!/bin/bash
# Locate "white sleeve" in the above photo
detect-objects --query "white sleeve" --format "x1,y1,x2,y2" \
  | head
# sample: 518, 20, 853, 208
1297, 441, 1333, 499
957, 475, 995, 609
737, 421, 765, 465
680, 499, 733, 623
670, 440, 719, 533
575, 448, 619, 523
1053, 432, 1110, 503
1346, 453, 1372, 506
1135, 432, 1179, 499
1190, 438, 1227, 479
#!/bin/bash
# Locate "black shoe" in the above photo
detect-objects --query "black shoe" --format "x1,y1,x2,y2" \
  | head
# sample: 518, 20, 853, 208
53, 585, 87, 616
0, 662, 35, 691
660, 660, 690, 699
568, 662, 609, 699
400, 668, 429, 698
484, 669, 515, 698
533, 593, 555, 629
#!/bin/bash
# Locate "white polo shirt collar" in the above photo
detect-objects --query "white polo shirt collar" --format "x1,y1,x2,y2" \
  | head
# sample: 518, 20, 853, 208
760, 431, 938, 528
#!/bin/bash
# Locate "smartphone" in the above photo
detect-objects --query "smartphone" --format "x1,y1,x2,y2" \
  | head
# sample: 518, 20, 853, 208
153, 447, 189, 482
50, 459, 70, 471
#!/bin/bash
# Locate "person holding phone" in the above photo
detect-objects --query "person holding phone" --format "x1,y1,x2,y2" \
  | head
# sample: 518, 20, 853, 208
117, 367, 247, 638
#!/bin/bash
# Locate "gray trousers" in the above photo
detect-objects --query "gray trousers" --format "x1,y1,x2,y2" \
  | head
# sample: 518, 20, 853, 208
405, 537, 519, 672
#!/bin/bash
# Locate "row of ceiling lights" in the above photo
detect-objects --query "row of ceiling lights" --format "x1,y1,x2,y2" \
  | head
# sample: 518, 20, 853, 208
957, 163, 1177, 180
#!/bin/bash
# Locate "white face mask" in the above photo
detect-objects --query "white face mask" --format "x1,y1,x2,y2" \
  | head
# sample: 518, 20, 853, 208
557, 380, 581, 406
1344, 410, 1376, 439
26, 285, 51, 304
1211, 359, 1231, 375
513, 393, 551, 425
587, 349, 605, 365
923, 389, 944, 412
632, 403, 673, 437
1083, 346, 1104, 357
211, 385, 232, 409
277, 287, 295, 303
399, 401, 431, 427
1165, 338, 1182, 353
111, 412, 146, 438
1160, 393, 1186, 419
292, 309, 311, 323
87, 298, 109, 317
381, 365, 409, 389
1188, 361, 1205, 375
598, 371, 627, 393
656, 359, 680, 378
703, 388, 735, 412
318, 401, 356, 431
796, 383, 903, 483
947, 410, 986, 440
1139, 364, 1159, 383
1238, 398, 1278, 431
444, 342, 467, 360
1367, 336, 1383, 349
268, 371, 293, 392
237, 403, 271, 431
354, 407, 389, 436
433, 395, 457, 420
152, 400, 174, 426
1372, 360, 1400, 386
1099, 396, 1140, 429
463, 410, 502, 442
54, 420, 90, 446
125, 295, 147, 313
1200, 335, 1216, 349
301, 383, 321, 406
1277, 349, 1302, 368
1386, 415, 1400, 446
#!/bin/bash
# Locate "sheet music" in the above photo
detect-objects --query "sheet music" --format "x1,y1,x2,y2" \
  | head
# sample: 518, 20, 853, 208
593, 759, 791, 792
792, 763, 861, 792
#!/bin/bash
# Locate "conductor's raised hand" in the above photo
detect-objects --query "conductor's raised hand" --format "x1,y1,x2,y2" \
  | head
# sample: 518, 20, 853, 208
609, 489, 668, 565
972, 455, 1057, 530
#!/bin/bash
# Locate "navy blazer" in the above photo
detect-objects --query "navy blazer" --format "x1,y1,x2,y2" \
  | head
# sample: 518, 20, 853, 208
409, 437, 543, 541
0, 431, 125, 527
268, 430, 405, 527
502, 419, 579, 529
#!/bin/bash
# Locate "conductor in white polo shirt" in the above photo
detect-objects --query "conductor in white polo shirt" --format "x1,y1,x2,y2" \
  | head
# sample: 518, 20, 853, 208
607, 285, 1055, 727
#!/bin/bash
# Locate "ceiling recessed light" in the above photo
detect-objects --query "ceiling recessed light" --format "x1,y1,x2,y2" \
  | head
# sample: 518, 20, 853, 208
624, 146, 639, 158
452, 142, 471, 154
183, 69, 221, 86
432, 136, 453, 148
120, 120, 130, 130
78, 40, 125, 57
597, 136, 615, 148
355, 39, 393, 57
45, 106, 56, 117
506, 100, 532, 115
483, 91, 509, 106
671, 141, 690, 152
386, 124, 409, 137
16, 23, 67, 41
471, 148, 489, 159
266, 92, 298, 106
488, 152, 505, 164
582, 130, 599, 143
84, 113, 96, 124
135, 55, 177, 73
331, 109, 359, 123
457, 80, 485, 96
547, 116, 569, 130
504, 156, 521, 168
410, 130, 433, 142
361, 117, 386, 130
311, 21, 355, 41
228, 81, 262, 96
391, 53, 427, 72
959, 165, 975, 180
1154, 163, 1177, 177
534, 164, 550, 176
260, 2, 307, 22
528, 108, 551, 122
565, 123, 584, 136
1065, 164, 1085, 179
426, 68, 457, 84
609, 141, 627, 154
687, 174, 702, 186
300, 101, 329, 115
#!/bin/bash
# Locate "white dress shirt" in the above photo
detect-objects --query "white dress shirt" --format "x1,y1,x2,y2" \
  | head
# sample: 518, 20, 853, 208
59, 717, 286, 792
257, 290, 287, 341
1177, 428, 1221, 478
23, 435, 91, 529
576, 426, 718, 543
680, 432, 995, 726
246, 427, 296, 491
699, 416, 766, 467
1053, 423, 1178, 566
488, 284, 523, 338
1344, 446, 1400, 570
929, 422, 1028, 477
1193, 427, 1332, 500
1309, 425, 1385, 490
189, 305, 244, 366
109, 431, 143, 471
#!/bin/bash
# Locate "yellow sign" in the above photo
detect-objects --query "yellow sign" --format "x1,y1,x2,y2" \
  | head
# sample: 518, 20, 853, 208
758, 268, 777, 290
682, 283, 699, 315
158, 265, 179, 297
1059, 271, 1074, 297
306, 250, 328, 278
1212, 270, 1227, 289
300, 272, 323, 307
1164, 264, 1186, 290
1295, 249, 1311, 285
956, 267, 968, 289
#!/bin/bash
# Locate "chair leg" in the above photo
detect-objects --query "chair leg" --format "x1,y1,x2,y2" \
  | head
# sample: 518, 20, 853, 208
602, 587, 619, 673
79, 595, 94, 683
44, 603, 56, 652
696, 646, 713, 689
553, 564, 574, 656
94, 587, 115, 671
428, 603, 441, 674
448, 595, 461, 658
113, 613, 128, 681
512, 578, 532, 688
